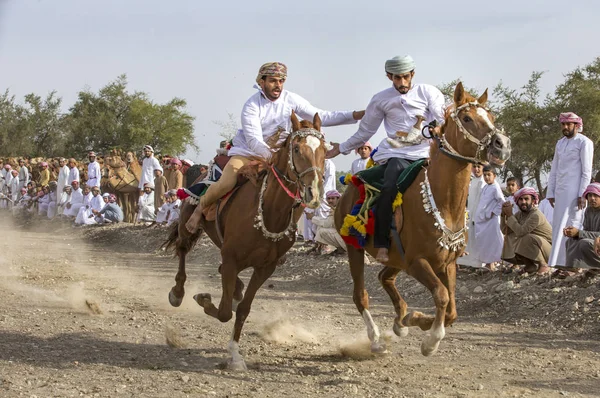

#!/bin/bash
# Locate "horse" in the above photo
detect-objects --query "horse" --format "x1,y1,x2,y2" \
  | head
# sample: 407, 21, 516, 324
164, 112, 326, 370
334, 83, 512, 357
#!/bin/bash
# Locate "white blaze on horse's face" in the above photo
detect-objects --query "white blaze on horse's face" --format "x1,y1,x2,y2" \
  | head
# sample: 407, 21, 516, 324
305, 136, 321, 153
304, 135, 323, 209
475, 107, 495, 131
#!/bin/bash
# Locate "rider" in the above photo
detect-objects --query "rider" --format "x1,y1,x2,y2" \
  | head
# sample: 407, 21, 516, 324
185, 62, 365, 233
327, 55, 445, 262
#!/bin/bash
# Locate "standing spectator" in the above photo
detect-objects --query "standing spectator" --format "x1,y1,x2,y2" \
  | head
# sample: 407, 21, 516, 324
139, 145, 162, 193
474, 165, 505, 271
68, 158, 80, 185
351, 142, 372, 174
46, 182, 58, 219
37, 162, 50, 189
547, 112, 593, 267
501, 187, 552, 275
154, 168, 168, 211
8, 169, 20, 207
563, 183, 600, 273
86, 151, 101, 188
56, 158, 69, 198
458, 164, 486, 268
505, 176, 521, 214
165, 158, 184, 190
17, 158, 29, 189
137, 182, 156, 223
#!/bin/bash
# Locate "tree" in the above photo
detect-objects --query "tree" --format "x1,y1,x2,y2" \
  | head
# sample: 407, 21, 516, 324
213, 112, 240, 142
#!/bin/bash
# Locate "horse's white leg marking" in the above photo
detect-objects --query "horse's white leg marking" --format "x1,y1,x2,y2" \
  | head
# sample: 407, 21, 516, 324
305, 136, 320, 153
227, 328, 247, 371
421, 323, 446, 357
362, 310, 387, 353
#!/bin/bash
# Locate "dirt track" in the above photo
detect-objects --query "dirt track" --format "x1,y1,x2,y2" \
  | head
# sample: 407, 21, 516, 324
1, 219, 600, 398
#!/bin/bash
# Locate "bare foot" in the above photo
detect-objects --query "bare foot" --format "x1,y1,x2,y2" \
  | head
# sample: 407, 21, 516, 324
376, 248, 389, 263
185, 206, 203, 234
536, 264, 552, 276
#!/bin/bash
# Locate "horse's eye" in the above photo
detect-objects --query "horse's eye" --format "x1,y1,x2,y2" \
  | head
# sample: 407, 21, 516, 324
294, 146, 299, 153
463, 116, 472, 123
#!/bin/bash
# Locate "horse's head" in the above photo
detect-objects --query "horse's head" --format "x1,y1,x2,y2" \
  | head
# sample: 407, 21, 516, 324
274, 112, 326, 209
443, 82, 511, 166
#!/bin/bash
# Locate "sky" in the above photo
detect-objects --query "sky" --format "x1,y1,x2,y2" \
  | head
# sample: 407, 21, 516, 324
0, 0, 598, 171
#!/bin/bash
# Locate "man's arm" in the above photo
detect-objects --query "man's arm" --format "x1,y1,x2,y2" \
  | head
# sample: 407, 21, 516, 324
425, 86, 446, 125
505, 212, 543, 238
338, 95, 384, 155
579, 138, 594, 197
241, 100, 272, 159
292, 93, 358, 127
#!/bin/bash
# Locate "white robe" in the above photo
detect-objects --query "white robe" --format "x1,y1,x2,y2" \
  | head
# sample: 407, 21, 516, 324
57, 166, 70, 198
137, 191, 156, 222
474, 181, 504, 263
458, 175, 485, 267
18, 166, 29, 189
9, 175, 19, 203
140, 157, 162, 189
64, 188, 84, 217
230, 87, 356, 160
312, 212, 346, 250
87, 161, 102, 188
57, 191, 71, 216
47, 191, 58, 219
68, 167, 80, 185
166, 199, 181, 226
38, 194, 51, 216
75, 194, 103, 225
351, 158, 368, 174
547, 133, 593, 266
156, 202, 171, 223
538, 198, 554, 228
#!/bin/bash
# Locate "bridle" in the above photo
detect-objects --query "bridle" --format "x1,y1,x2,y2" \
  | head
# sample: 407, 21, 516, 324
424, 101, 504, 164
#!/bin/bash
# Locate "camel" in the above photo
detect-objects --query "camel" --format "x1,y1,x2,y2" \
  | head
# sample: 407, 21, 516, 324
102, 149, 141, 223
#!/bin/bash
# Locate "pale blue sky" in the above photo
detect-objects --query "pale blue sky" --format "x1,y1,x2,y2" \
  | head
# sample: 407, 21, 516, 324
0, 0, 598, 171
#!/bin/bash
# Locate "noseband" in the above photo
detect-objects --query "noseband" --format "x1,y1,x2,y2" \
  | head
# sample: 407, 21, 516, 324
427, 101, 504, 164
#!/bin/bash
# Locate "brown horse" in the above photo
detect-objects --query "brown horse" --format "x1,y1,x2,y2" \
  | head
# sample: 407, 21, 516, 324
164, 112, 326, 370
334, 83, 512, 356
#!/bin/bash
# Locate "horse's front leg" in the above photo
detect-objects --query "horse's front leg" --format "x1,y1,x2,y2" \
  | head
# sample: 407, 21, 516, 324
403, 257, 449, 356
349, 247, 386, 353
169, 204, 198, 307
378, 266, 409, 337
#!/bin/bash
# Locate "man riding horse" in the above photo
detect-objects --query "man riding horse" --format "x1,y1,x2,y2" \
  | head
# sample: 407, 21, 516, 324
185, 62, 365, 233
327, 55, 445, 263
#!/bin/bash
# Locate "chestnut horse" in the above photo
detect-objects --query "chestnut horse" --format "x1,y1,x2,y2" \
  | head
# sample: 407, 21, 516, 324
164, 113, 326, 370
334, 83, 512, 356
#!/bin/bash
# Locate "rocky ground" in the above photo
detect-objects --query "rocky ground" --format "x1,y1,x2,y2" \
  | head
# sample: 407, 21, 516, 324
1, 217, 599, 397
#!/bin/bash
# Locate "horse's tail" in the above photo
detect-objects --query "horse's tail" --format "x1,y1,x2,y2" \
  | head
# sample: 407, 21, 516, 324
161, 220, 203, 255
161, 222, 180, 253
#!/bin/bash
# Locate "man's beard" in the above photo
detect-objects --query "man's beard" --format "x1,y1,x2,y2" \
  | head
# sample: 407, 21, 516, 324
519, 204, 532, 212
562, 128, 575, 138
395, 84, 411, 94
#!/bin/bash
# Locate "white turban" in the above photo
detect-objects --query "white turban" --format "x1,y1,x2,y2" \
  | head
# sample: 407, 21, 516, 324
385, 55, 415, 75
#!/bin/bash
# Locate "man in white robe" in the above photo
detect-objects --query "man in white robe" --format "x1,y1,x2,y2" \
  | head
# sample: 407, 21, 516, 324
137, 182, 156, 223
185, 61, 362, 233
327, 55, 445, 262
76, 186, 103, 225
547, 112, 593, 267
139, 145, 162, 193
17, 159, 29, 190
37, 186, 51, 216
0, 164, 12, 209
8, 169, 20, 207
351, 142, 373, 174
458, 164, 486, 268
538, 196, 554, 228
155, 193, 172, 225
86, 151, 102, 188
166, 190, 181, 226
57, 186, 72, 217
303, 159, 337, 244
46, 183, 58, 219
474, 165, 505, 269
312, 190, 347, 253
56, 158, 70, 198
64, 181, 84, 218
68, 158, 80, 185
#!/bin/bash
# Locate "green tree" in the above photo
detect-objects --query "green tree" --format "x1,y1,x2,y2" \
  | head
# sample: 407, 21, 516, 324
213, 112, 239, 142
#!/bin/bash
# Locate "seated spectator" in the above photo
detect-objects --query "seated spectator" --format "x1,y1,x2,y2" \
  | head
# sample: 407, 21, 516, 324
92, 194, 123, 224
38, 186, 51, 216
75, 186, 103, 225
46, 181, 58, 219
501, 187, 553, 275
155, 192, 171, 226
563, 183, 600, 275
64, 181, 84, 218
57, 185, 72, 216
137, 182, 156, 223
311, 190, 346, 254
166, 189, 181, 226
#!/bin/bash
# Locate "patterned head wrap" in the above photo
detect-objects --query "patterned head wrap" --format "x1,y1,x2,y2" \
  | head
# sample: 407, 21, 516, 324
40, 162, 48, 168
385, 55, 415, 75
4, 164, 11, 170
326, 190, 341, 199
20, 187, 27, 193
71, 180, 80, 187
168, 189, 178, 196
182, 159, 194, 166
559, 112, 583, 132
514, 187, 539, 205
583, 183, 600, 199
256, 62, 287, 84
88, 151, 96, 157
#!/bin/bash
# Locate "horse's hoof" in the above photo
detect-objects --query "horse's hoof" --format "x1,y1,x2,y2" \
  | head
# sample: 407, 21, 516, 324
401, 311, 416, 327
168, 288, 183, 307
193, 293, 212, 308
420, 336, 441, 357
227, 358, 248, 371
371, 342, 388, 354
393, 322, 409, 337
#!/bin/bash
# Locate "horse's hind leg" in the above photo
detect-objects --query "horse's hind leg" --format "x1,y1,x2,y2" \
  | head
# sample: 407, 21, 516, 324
348, 247, 386, 353
225, 262, 277, 371
194, 256, 237, 322
378, 266, 409, 337
402, 258, 449, 356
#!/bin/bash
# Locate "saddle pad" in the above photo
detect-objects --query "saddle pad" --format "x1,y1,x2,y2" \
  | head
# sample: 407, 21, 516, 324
356, 158, 426, 194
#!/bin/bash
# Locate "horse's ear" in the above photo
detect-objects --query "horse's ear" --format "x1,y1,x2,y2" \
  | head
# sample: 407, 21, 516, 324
454, 82, 465, 105
313, 113, 322, 131
477, 89, 488, 106
291, 111, 300, 132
